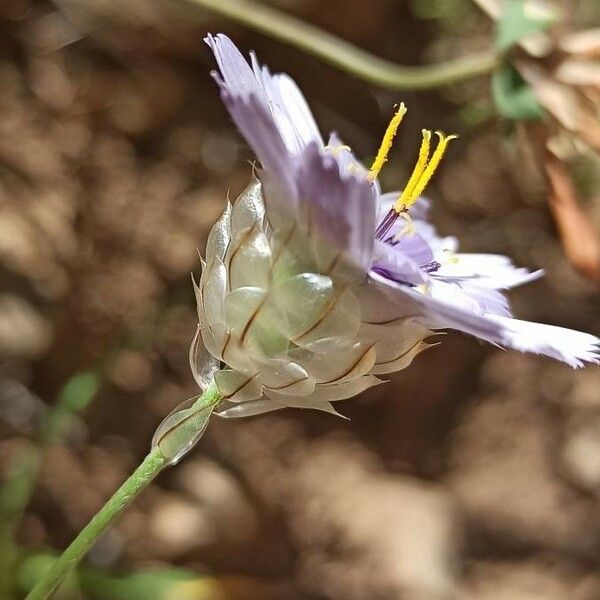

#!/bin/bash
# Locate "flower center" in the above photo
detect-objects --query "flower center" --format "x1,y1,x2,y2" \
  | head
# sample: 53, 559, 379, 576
370, 106, 458, 240
369, 107, 457, 207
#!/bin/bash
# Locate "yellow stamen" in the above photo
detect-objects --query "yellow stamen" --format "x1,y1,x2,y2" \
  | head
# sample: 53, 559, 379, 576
394, 131, 458, 211
394, 129, 432, 211
368, 103, 407, 181
409, 132, 458, 202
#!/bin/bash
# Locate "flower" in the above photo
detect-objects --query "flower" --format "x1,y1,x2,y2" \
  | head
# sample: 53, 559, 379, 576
195, 33, 599, 418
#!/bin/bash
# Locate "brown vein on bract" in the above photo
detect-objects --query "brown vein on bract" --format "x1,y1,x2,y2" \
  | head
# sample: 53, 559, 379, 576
323, 252, 341, 276
271, 224, 296, 269
220, 333, 232, 362
155, 408, 202, 449
199, 257, 214, 318
227, 223, 258, 290
155, 393, 218, 449
240, 292, 269, 344
305, 204, 313, 239
291, 286, 347, 343
321, 343, 376, 384
363, 317, 403, 326
267, 375, 310, 391
363, 313, 420, 326
222, 372, 261, 400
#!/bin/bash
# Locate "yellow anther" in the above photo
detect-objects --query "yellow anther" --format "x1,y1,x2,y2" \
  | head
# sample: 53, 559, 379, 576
394, 129, 432, 211
409, 132, 458, 201
394, 131, 458, 211
368, 103, 407, 181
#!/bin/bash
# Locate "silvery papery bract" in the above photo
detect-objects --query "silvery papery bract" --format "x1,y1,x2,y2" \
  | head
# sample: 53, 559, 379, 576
193, 34, 599, 418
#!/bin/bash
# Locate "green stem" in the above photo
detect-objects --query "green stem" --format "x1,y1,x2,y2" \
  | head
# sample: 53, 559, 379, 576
24, 382, 222, 600
188, 0, 498, 89
25, 449, 167, 600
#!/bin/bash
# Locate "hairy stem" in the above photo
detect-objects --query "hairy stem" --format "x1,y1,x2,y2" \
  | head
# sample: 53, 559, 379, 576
188, 0, 497, 89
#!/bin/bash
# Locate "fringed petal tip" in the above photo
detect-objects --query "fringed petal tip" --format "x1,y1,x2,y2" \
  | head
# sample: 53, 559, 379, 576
490, 316, 600, 369
371, 275, 599, 370
203, 33, 258, 98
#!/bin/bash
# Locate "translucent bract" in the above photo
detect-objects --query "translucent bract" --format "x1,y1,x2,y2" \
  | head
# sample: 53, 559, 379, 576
194, 179, 433, 418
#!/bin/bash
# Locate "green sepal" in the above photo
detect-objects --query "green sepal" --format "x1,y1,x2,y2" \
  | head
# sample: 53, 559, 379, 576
151, 382, 221, 465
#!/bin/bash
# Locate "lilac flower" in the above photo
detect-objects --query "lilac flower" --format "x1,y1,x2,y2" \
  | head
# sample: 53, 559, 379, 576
196, 34, 599, 418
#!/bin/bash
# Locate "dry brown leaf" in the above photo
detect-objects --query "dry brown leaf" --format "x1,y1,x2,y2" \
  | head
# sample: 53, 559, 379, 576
560, 28, 600, 57
545, 153, 600, 282
556, 59, 600, 87
518, 61, 600, 152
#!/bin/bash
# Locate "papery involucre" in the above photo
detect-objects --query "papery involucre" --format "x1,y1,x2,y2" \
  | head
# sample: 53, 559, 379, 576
194, 179, 434, 418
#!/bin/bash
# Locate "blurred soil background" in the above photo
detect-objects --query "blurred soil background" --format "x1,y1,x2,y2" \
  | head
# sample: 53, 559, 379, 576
1, 0, 599, 598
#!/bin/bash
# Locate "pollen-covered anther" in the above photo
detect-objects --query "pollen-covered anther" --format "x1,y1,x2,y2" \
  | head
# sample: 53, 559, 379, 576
368, 103, 407, 181
394, 130, 458, 212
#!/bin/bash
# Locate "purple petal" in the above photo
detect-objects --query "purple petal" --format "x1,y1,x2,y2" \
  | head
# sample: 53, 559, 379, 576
252, 55, 323, 152
368, 272, 599, 368
220, 89, 295, 194
461, 286, 511, 317
485, 316, 600, 368
434, 254, 543, 290
386, 232, 434, 265
206, 33, 321, 157
375, 194, 456, 256
371, 239, 429, 286
296, 142, 377, 272
431, 280, 512, 317
408, 197, 432, 220
205, 33, 265, 101
326, 132, 367, 178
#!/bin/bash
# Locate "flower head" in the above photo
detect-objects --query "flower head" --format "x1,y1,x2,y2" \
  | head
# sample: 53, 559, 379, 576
196, 34, 599, 418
